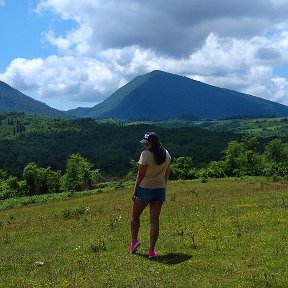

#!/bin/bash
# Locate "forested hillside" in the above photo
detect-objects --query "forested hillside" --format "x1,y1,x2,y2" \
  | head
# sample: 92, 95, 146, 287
147, 117, 288, 139
0, 81, 69, 118
0, 113, 239, 177
193, 117, 288, 139
66, 70, 288, 120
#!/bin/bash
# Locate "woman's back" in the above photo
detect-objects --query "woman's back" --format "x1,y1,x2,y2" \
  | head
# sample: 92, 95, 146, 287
138, 149, 171, 188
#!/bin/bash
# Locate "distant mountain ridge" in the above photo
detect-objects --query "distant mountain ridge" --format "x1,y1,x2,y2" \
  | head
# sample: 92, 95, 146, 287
0, 80, 69, 118
67, 70, 288, 120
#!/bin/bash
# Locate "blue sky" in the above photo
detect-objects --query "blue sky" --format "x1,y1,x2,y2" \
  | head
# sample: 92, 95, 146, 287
0, 1, 73, 69
1, 0, 288, 110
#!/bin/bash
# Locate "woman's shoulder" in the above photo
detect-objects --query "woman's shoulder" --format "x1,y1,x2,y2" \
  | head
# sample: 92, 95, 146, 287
141, 150, 153, 157
140, 150, 154, 165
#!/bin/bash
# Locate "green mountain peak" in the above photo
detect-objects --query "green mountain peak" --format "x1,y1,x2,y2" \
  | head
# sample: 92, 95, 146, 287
66, 70, 288, 120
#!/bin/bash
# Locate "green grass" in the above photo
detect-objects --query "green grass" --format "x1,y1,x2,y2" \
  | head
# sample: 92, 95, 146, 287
0, 178, 287, 287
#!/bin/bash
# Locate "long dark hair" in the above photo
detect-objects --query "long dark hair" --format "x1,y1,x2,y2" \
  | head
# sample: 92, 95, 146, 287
150, 142, 167, 165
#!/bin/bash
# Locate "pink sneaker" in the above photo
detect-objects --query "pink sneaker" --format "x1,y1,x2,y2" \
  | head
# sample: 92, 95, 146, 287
148, 251, 158, 259
129, 240, 141, 254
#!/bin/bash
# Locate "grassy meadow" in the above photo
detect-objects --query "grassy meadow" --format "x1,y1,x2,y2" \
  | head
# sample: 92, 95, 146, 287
0, 178, 287, 288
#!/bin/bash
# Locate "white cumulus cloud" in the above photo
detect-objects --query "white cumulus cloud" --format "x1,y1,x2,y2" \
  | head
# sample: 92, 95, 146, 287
0, 56, 119, 109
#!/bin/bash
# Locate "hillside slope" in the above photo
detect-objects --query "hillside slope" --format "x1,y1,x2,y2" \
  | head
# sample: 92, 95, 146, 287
0, 80, 69, 118
0, 179, 287, 287
67, 70, 288, 120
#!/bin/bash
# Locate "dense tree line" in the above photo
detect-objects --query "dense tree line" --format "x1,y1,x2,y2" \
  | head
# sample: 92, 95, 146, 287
1, 113, 287, 200
1, 136, 287, 200
0, 153, 101, 199
170, 137, 288, 181
0, 113, 239, 177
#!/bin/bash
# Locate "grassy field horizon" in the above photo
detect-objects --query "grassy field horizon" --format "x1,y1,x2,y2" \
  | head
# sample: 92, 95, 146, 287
0, 178, 287, 287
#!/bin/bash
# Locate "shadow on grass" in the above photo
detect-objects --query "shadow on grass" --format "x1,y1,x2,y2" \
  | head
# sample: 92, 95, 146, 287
136, 252, 192, 265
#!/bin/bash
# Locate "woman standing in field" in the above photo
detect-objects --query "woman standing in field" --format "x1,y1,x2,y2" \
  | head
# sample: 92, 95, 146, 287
130, 132, 171, 259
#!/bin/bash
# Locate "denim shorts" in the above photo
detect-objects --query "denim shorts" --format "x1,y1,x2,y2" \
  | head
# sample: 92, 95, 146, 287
135, 187, 166, 203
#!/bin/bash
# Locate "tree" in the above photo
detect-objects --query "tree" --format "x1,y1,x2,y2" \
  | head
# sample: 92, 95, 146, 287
223, 138, 262, 177
206, 161, 226, 178
263, 139, 288, 164
262, 139, 288, 178
241, 136, 262, 176
61, 153, 101, 191
223, 141, 246, 176
23, 162, 38, 195
0, 176, 21, 200
244, 150, 262, 176
23, 162, 61, 195
242, 135, 258, 152
170, 157, 196, 180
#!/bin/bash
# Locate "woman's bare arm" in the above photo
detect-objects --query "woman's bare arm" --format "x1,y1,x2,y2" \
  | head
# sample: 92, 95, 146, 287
165, 164, 170, 184
132, 164, 146, 199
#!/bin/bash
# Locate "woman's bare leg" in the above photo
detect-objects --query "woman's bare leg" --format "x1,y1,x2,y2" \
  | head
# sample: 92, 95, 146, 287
149, 202, 163, 251
131, 199, 148, 242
